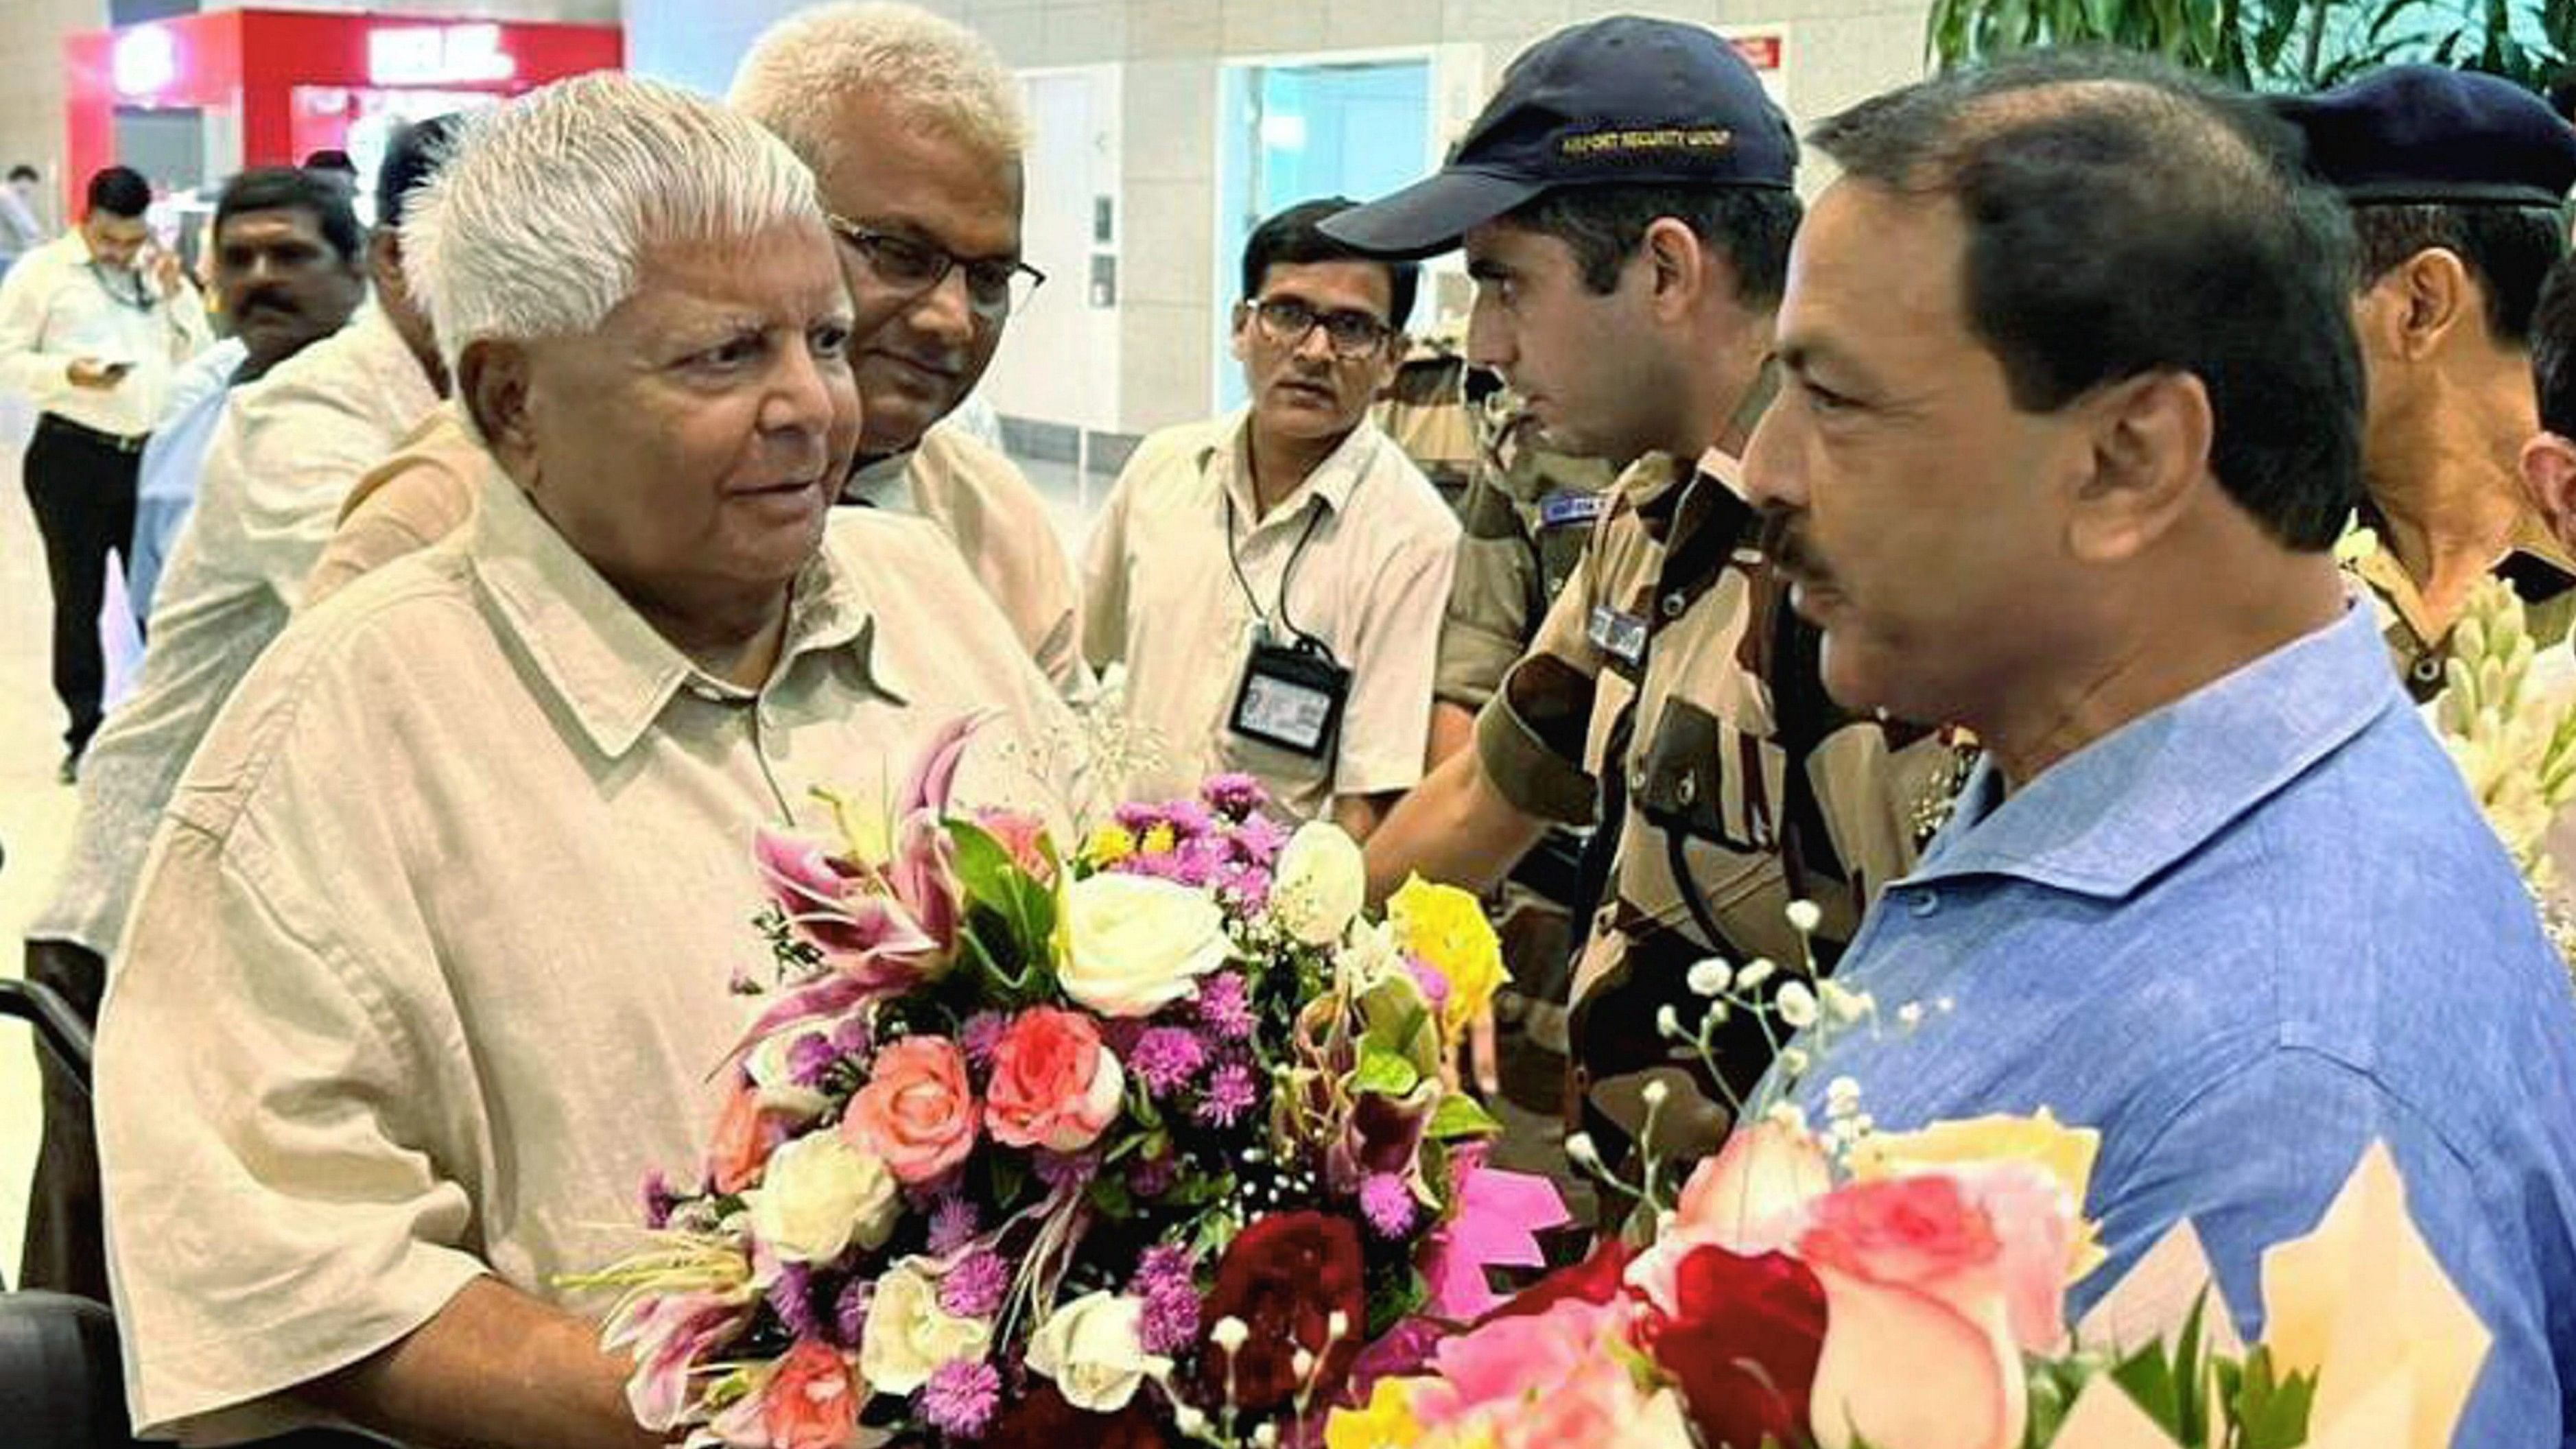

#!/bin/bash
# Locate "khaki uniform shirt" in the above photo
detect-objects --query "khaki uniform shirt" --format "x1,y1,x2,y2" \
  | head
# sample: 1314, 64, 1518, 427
96, 466, 1074, 1441
2350, 510, 2576, 702
1081, 411, 1460, 821
847, 423, 1086, 694
1474, 450, 1963, 1118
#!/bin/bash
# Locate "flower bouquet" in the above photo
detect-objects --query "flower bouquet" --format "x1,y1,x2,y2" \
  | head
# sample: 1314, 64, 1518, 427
575, 720, 1567, 1446
1330, 1085, 2491, 1448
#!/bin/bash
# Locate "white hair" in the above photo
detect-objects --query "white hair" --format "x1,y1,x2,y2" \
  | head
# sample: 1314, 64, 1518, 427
405, 72, 823, 377
728, 2, 1030, 174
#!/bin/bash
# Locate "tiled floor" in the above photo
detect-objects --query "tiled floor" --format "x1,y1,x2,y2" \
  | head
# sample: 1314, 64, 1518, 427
0, 394, 75, 1284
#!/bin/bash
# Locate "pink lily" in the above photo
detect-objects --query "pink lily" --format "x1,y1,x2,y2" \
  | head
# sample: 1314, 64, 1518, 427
603, 1284, 757, 1432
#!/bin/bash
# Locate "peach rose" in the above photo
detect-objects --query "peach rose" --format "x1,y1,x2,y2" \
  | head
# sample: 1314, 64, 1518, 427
709, 1080, 796, 1194
844, 1036, 979, 1186
984, 1008, 1125, 1153
1797, 1173, 2025, 1449
762, 1339, 859, 1449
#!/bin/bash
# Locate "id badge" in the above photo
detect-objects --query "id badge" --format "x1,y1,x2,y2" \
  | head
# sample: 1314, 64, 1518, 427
1587, 604, 1649, 667
1229, 638, 1352, 759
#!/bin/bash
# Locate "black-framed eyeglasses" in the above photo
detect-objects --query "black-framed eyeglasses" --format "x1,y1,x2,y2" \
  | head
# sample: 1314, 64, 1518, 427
827, 217, 1045, 322
1244, 296, 1395, 359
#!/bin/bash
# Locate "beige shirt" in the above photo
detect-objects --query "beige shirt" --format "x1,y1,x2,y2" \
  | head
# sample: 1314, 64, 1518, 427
1080, 411, 1460, 820
848, 423, 1085, 693
303, 403, 484, 607
29, 305, 441, 959
0, 229, 211, 436
96, 466, 1074, 1442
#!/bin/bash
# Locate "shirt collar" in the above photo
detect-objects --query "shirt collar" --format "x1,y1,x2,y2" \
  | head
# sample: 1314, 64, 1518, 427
1915, 602, 2398, 899
2350, 505, 2576, 641
1205, 409, 1382, 525
466, 466, 895, 759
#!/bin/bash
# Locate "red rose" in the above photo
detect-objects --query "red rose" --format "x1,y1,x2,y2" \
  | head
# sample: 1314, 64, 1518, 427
982, 1382, 1170, 1449
1636, 1245, 1828, 1449
984, 1008, 1124, 1153
1194, 1211, 1368, 1412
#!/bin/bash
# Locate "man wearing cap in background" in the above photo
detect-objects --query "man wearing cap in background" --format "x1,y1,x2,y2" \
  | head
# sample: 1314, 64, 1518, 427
2276, 66, 2576, 699
19, 117, 462, 1308
1331, 16, 1960, 1188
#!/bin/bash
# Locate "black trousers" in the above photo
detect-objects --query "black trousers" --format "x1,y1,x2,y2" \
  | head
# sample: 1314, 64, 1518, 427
20, 939, 106, 1305
23, 416, 143, 757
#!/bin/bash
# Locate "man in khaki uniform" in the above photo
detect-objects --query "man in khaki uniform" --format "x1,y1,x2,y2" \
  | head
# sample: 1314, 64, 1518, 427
2276, 67, 2576, 700
1327, 17, 1963, 1178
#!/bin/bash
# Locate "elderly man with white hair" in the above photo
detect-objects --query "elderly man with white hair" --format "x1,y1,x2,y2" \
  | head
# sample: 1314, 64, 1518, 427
316, 3, 1086, 694
94, 74, 1070, 1449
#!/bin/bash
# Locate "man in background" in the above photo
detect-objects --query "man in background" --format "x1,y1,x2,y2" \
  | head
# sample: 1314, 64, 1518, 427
2276, 67, 2576, 698
1085, 198, 1457, 836
0, 163, 47, 280
126, 165, 368, 631
733, 1, 1084, 692
20, 120, 456, 1307
0, 164, 212, 779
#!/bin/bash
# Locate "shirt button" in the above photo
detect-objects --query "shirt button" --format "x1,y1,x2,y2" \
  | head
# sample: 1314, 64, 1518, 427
2409, 655, 2443, 685
1908, 888, 1940, 918
685, 682, 725, 703
1660, 591, 1688, 619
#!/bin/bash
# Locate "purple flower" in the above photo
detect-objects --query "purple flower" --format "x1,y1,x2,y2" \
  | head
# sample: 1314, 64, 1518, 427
1130, 1025, 1209, 1096
1360, 1173, 1419, 1239
926, 1195, 980, 1254
641, 1170, 683, 1230
939, 1250, 1010, 1319
1194, 1059, 1259, 1129
1133, 1243, 1197, 1301
1194, 973, 1257, 1042
828, 1011, 873, 1058
1166, 798, 1218, 838
1407, 956, 1452, 1017
833, 1277, 871, 1348
1114, 802, 1168, 834
787, 1031, 841, 1089
767, 1262, 824, 1339
919, 1358, 1002, 1438
1171, 835, 1232, 889
1035, 1149, 1100, 1191
958, 1011, 1006, 1068
1232, 813, 1290, 865
1201, 773, 1268, 819
1139, 1281, 1203, 1356
1214, 862, 1273, 913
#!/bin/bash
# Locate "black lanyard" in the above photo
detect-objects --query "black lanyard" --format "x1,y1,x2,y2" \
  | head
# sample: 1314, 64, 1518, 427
86, 261, 156, 315
1221, 485, 1329, 652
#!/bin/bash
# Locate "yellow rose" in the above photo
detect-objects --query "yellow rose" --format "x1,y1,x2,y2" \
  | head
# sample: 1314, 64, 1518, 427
1850, 1109, 2105, 1281
1388, 875, 1509, 1040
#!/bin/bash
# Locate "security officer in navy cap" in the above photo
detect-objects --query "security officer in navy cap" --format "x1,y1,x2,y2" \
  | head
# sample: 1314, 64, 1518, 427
1337, 16, 1961, 1208
2276, 66, 2576, 698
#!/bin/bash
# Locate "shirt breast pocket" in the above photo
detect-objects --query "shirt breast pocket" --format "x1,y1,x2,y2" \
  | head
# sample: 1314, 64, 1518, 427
1633, 695, 1790, 859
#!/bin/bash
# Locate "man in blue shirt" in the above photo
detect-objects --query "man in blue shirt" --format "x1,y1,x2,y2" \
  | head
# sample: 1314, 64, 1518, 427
126, 165, 365, 632
1745, 54, 2576, 1442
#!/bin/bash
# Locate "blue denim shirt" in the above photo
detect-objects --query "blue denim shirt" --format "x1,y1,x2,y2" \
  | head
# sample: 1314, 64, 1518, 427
1787, 604, 2576, 1444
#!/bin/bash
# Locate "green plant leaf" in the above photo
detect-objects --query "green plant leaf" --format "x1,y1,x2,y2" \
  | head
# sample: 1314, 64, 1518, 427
1352, 1042, 1421, 1098
1427, 1092, 1502, 1142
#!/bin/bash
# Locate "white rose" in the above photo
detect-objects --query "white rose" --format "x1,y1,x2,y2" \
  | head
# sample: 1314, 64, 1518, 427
1026, 1291, 1166, 1413
1058, 873, 1231, 1017
1271, 821, 1366, 946
858, 1260, 993, 1395
746, 1132, 899, 1264
745, 1026, 831, 1122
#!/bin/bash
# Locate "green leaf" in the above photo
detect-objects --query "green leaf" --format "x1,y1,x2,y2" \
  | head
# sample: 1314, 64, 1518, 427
1427, 1092, 1503, 1142
2230, 1347, 2320, 1449
1352, 1042, 1421, 1098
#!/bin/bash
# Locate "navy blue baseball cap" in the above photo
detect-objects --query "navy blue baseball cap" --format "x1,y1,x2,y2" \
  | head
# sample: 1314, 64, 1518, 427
2273, 64, 2576, 208
1320, 15, 1797, 259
